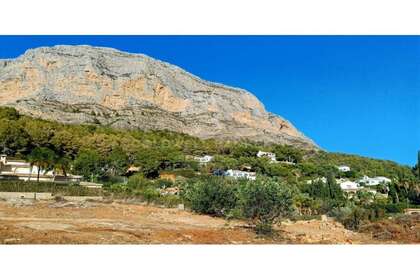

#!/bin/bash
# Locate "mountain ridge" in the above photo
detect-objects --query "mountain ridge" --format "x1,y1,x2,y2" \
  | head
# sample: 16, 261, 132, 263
0, 45, 318, 149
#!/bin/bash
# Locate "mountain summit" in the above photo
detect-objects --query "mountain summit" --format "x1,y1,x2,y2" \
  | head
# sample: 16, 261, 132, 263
0, 45, 317, 149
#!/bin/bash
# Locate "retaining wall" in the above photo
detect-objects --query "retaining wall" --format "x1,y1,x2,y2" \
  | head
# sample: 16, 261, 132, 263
0, 192, 102, 201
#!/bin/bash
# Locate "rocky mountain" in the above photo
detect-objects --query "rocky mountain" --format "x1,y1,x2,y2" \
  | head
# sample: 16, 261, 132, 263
0, 45, 317, 149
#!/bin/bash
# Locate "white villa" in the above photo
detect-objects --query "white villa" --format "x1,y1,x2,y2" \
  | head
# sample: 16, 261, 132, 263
337, 165, 351, 172
257, 151, 276, 162
339, 180, 360, 192
357, 175, 392, 186
224, 169, 256, 180
194, 155, 213, 164
306, 177, 361, 193
0, 155, 82, 183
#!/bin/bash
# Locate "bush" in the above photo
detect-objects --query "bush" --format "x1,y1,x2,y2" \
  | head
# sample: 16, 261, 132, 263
171, 169, 197, 178
158, 194, 182, 208
343, 208, 367, 231
330, 205, 367, 231
237, 178, 295, 234
384, 202, 407, 214
142, 187, 161, 204
154, 179, 174, 189
127, 173, 149, 189
181, 177, 238, 217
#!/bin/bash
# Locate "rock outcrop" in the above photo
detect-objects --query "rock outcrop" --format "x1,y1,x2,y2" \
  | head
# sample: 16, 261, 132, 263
0, 45, 317, 149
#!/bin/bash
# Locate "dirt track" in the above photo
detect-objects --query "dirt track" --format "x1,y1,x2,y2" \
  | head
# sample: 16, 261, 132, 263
0, 199, 416, 244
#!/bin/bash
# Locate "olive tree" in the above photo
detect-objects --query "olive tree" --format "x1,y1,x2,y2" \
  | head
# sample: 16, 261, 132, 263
237, 178, 295, 234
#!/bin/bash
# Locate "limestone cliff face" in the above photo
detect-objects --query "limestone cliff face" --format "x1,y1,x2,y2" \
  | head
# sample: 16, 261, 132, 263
0, 45, 317, 149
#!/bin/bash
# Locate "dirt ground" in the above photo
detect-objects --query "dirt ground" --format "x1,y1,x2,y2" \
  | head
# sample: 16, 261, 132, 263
0, 199, 417, 244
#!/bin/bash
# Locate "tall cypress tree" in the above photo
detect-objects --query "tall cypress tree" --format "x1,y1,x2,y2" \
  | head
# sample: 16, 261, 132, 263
326, 172, 344, 201
417, 150, 420, 179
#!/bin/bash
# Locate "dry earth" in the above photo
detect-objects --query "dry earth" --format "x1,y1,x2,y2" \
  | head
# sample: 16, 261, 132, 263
0, 199, 417, 244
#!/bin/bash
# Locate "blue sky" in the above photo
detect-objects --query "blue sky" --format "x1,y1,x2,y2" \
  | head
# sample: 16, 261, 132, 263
0, 36, 419, 166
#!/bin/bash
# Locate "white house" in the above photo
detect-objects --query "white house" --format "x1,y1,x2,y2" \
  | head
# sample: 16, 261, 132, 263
0, 155, 82, 183
224, 169, 256, 180
257, 151, 276, 162
357, 175, 392, 186
374, 176, 392, 184
194, 155, 213, 164
339, 180, 360, 192
337, 165, 351, 172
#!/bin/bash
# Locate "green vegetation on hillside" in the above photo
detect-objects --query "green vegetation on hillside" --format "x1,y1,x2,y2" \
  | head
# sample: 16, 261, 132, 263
0, 106, 418, 234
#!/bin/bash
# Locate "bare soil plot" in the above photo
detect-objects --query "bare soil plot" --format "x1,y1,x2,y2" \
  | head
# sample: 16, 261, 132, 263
0, 200, 417, 244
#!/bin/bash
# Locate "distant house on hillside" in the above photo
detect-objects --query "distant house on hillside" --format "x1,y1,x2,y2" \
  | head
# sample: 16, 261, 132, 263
224, 169, 256, 180
337, 165, 351, 172
194, 155, 213, 164
339, 180, 360, 192
0, 155, 82, 183
357, 175, 392, 186
257, 151, 276, 162
374, 176, 392, 184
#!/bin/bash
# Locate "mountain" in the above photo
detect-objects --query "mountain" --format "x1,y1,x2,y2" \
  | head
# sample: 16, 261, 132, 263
0, 45, 317, 149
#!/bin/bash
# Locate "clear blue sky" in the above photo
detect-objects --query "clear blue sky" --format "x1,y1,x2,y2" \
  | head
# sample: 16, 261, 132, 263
0, 36, 419, 166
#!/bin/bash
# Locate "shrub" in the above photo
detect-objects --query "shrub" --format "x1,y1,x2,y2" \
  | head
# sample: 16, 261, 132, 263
158, 194, 182, 208
237, 178, 295, 234
127, 173, 149, 189
142, 187, 161, 204
384, 202, 407, 214
154, 179, 174, 189
171, 169, 197, 178
181, 177, 238, 217
330, 205, 367, 231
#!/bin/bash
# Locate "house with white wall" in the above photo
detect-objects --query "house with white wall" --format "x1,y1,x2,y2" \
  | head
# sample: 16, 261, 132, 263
339, 180, 360, 192
257, 151, 276, 162
224, 169, 256, 180
357, 175, 392, 186
194, 155, 213, 164
0, 155, 82, 183
337, 165, 351, 172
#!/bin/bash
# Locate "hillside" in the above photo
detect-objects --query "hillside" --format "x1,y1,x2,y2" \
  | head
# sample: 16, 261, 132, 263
0, 45, 316, 149
0, 106, 418, 241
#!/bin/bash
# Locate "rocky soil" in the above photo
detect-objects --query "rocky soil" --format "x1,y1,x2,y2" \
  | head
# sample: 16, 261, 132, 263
0, 45, 317, 149
1, 199, 412, 244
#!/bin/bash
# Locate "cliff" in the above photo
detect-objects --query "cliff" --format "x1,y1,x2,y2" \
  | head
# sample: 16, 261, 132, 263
0, 45, 317, 149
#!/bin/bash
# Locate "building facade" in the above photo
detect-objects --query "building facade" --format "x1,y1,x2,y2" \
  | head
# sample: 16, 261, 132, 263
194, 155, 213, 164
357, 175, 392, 186
339, 180, 360, 192
224, 169, 256, 180
337, 165, 351, 172
0, 155, 82, 183
257, 151, 276, 162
